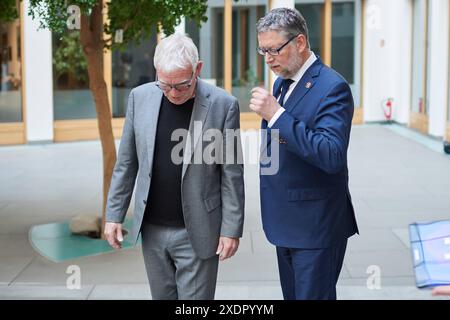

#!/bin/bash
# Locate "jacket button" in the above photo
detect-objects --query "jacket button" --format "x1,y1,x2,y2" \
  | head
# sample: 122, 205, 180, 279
149, 173, 151, 178
143, 200, 147, 205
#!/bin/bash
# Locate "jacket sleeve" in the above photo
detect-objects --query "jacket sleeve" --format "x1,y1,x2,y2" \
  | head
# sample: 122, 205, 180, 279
105, 90, 139, 223
271, 81, 354, 174
220, 99, 245, 238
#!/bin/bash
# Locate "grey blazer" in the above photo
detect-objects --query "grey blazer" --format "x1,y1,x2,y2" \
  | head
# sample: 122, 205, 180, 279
105, 79, 245, 259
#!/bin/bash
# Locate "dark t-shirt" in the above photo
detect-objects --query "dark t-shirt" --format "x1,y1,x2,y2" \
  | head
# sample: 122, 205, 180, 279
144, 95, 195, 227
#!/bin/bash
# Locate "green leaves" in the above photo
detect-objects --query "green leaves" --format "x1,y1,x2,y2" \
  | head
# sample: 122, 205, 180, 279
53, 31, 88, 84
0, 0, 19, 22
23, 0, 208, 49
28, 0, 97, 33
105, 0, 208, 50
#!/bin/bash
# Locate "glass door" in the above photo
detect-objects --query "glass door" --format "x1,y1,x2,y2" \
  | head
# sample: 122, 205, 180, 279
0, 0, 24, 145
187, 0, 268, 129
186, 3, 224, 89
231, 1, 267, 114
446, 1, 450, 144
410, 0, 429, 134
112, 31, 157, 118
295, 1, 323, 57
295, 0, 362, 120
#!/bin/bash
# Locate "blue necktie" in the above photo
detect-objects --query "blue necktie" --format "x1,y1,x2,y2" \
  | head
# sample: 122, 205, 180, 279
278, 78, 294, 107
261, 78, 294, 155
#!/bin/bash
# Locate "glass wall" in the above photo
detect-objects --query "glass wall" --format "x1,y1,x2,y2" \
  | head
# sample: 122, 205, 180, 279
52, 31, 96, 120
332, 2, 355, 85
332, 1, 360, 107
295, 2, 323, 57
186, 19, 200, 58
187, 4, 224, 89
411, 0, 428, 114
296, 0, 360, 107
46, 0, 361, 123
447, 17, 450, 124
448, 66, 450, 122
448, 57, 450, 123
0, 15, 22, 123
231, 2, 266, 113
187, 1, 266, 113
112, 31, 157, 118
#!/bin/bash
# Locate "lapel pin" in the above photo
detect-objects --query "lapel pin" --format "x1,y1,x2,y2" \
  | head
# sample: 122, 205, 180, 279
305, 82, 312, 89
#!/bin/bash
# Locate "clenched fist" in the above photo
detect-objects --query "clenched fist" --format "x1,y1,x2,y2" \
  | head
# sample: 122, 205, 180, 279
249, 87, 281, 121
104, 222, 124, 250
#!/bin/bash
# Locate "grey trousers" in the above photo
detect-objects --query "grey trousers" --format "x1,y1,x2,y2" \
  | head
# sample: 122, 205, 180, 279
140, 222, 219, 300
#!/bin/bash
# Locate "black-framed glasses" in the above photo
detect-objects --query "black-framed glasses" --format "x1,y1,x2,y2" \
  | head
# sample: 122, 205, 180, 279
155, 72, 195, 92
257, 34, 300, 56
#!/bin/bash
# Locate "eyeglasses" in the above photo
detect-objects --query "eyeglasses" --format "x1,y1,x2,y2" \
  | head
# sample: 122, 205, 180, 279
155, 72, 195, 92
257, 34, 300, 56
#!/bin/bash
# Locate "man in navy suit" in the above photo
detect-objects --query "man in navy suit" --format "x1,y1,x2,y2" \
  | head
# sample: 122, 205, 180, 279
250, 7, 359, 300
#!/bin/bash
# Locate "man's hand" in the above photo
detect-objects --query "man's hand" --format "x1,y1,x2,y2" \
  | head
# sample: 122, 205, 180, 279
216, 236, 239, 261
250, 87, 281, 121
104, 222, 124, 250
432, 285, 450, 296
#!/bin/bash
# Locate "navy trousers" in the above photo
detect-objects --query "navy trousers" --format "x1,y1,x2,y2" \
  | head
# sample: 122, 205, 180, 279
276, 239, 348, 300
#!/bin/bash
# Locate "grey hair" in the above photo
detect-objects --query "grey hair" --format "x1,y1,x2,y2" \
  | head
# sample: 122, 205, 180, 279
153, 33, 199, 73
256, 7, 309, 44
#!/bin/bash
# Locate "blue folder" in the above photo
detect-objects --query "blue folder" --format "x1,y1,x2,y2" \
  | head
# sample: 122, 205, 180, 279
409, 220, 450, 288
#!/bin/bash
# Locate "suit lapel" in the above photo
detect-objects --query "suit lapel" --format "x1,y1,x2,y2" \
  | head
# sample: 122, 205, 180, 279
259, 60, 323, 158
145, 85, 163, 171
259, 78, 282, 156
182, 79, 211, 179
283, 59, 322, 114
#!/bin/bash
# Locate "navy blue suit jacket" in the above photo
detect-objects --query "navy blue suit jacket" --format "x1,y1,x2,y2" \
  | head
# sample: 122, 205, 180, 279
260, 58, 358, 249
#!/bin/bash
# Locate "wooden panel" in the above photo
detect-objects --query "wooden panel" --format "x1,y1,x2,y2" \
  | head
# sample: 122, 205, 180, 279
0, 3, 26, 146
112, 118, 125, 138
54, 118, 125, 142
0, 123, 26, 145
103, 3, 112, 110
322, 0, 332, 67
54, 109, 366, 141
409, 112, 429, 134
239, 10, 248, 79
446, 2, 450, 142
104, 51, 112, 109
240, 109, 363, 130
52, 110, 368, 139
20, 0, 27, 141
359, 0, 366, 126
446, 122, 450, 142
266, 0, 274, 91
352, 107, 363, 125
240, 112, 260, 130
54, 119, 99, 142
224, 0, 232, 93
54, 115, 262, 140
256, 6, 265, 84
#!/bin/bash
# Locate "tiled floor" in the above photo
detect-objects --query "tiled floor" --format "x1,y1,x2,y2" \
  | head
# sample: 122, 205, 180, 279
1, 124, 450, 299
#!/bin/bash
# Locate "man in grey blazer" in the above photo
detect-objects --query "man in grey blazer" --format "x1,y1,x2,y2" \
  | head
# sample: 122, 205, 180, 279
104, 33, 245, 300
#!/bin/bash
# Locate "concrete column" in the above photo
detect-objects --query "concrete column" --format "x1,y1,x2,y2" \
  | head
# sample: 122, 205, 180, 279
267, 0, 295, 90
362, 0, 412, 123
23, 0, 54, 143
174, 17, 186, 34
199, 7, 213, 79
427, 0, 449, 137
270, 0, 295, 9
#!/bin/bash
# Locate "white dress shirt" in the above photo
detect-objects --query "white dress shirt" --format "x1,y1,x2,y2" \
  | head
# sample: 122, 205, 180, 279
268, 51, 317, 127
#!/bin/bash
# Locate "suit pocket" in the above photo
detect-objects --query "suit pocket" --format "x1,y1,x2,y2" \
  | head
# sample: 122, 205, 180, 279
288, 188, 329, 201
204, 194, 221, 212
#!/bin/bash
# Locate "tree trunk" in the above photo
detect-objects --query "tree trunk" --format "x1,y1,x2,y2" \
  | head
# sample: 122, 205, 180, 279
80, 0, 116, 239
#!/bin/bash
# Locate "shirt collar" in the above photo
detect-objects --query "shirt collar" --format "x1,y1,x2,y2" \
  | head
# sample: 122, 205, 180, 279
290, 51, 317, 83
